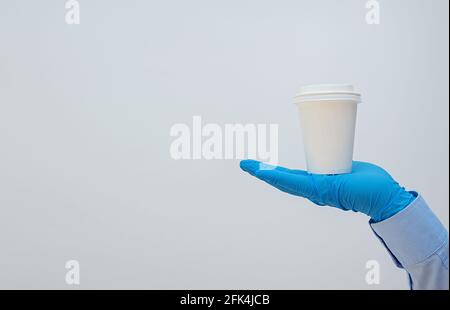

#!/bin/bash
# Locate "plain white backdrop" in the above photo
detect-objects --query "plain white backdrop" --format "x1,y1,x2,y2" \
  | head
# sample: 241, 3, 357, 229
0, 0, 448, 289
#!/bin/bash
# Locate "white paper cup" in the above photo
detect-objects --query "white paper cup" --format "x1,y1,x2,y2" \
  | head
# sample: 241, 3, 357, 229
294, 84, 361, 174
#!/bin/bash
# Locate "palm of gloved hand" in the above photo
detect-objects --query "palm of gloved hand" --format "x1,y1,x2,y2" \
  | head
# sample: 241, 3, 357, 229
240, 160, 415, 222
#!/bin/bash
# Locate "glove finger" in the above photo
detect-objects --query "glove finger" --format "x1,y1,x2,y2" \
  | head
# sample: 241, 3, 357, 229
240, 160, 262, 176
254, 169, 315, 199
240, 160, 308, 176
273, 166, 309, 176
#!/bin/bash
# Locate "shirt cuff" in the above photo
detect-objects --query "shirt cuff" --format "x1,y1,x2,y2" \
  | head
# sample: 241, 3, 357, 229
370, 193, 448, 268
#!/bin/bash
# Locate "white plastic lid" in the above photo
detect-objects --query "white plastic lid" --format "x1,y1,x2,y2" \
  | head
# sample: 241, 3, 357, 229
294, 84, 362, 104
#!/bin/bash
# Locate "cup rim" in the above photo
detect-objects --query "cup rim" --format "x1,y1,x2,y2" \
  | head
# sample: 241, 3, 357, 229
294, 84, 362, 104
294, 92, 362, 104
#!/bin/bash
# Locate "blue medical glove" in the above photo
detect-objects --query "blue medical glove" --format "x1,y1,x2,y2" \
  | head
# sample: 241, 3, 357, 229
240, 160, 415, 223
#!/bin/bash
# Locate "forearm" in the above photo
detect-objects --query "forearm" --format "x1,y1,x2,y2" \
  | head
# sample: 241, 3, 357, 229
370, 193, 449, 290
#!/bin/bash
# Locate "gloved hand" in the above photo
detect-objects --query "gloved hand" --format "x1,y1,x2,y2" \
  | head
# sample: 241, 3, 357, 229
240, 160, 416, 222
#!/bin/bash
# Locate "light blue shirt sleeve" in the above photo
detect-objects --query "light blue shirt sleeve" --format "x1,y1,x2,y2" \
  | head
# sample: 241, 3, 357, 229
370, 193, 449, 290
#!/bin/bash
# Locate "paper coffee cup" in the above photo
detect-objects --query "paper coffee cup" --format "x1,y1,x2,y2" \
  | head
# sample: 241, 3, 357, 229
294, 84, 361, 174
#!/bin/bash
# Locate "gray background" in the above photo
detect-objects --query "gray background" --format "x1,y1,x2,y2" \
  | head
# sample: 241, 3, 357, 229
0, 0, 448, 289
